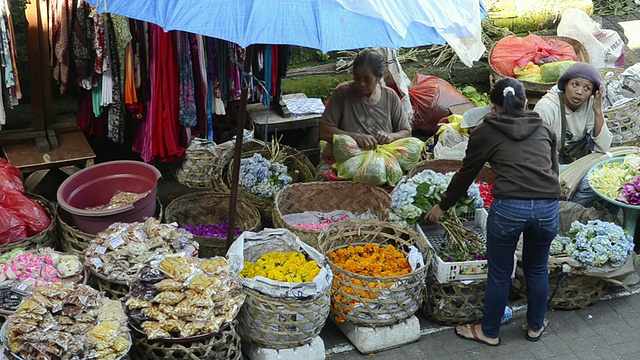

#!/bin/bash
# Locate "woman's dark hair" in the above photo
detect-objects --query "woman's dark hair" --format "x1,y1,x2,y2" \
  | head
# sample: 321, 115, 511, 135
490, 77, 537, 117
352, 49, 385, 78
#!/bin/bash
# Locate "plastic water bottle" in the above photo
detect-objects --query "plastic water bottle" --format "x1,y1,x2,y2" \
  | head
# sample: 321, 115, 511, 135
501, 306, 513, 324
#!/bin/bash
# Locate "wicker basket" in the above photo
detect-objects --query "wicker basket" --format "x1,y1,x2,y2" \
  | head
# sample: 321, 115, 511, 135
131, 320, 242, 360
488, 36, 590, 93
319, 220, 432, 327
409, 159, 496, 184
238, 285, 330, 350
56, 198, 164, 260
224, 143, 316, 226
599, 68, 640, 147
421, 276, 485, 325
272, 182, 392, 251
511, 262, 608, 310
0, 193, 56, 253
164, 192, 261, 258
89, 267, 129, 300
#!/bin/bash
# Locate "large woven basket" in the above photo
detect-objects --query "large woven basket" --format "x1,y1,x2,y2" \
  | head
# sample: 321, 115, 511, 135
130, 320, 242, 360
238, 285, 330, 350
56, 198, 164, 260
409, 159, 497, 184
488, 35, 590, 93
0, 193, 56, 253
511, 261, 608, 310
272, 182, 392, 251
88, 268, 129, 300
164, 192, 261, 258
600, 68, 640, 147
224, 143, 316, 226
422, 276, 486, 325
319, 220, 432, 327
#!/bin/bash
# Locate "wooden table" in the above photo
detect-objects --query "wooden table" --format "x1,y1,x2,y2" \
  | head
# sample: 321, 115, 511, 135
0, 131, 96, 191
247, 93, 322, 164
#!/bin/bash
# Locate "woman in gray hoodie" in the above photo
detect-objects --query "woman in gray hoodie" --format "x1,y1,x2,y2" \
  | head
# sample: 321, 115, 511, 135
427, 78, 561, 346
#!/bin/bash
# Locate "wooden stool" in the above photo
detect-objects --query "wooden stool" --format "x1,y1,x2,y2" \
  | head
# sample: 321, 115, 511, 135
0, 131, 96, 192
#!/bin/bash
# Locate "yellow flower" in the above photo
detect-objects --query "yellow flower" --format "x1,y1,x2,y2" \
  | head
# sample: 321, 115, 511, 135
238, 251, 321, 283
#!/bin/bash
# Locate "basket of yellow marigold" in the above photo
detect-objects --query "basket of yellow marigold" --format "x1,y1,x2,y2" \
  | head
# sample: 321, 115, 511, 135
227, 228, 332, 350
319, 219, 433, 327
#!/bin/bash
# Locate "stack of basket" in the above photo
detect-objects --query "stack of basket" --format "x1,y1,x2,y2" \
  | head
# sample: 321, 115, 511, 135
320, 220, 432, 328
272, 181, 392, 251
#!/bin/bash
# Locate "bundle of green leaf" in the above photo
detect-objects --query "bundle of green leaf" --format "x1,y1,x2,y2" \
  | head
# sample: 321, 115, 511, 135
459, 86, 490, 107
333, 134, 424, 186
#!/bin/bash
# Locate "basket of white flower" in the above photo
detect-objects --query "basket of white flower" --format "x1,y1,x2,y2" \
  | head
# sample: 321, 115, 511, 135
225, 140, 316, 226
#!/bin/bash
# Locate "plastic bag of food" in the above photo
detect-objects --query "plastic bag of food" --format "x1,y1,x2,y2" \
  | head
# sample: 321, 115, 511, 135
336, 153, 366, 180
514, 62, 543, 82
409, 74, 469, 136
540, 60, 576, 83
0, 189, 51, 236
379, 137, 424, 172
378, 148, 403, 186
0, 158, 24, 194
352, 151, 387, 186
333, 134, 366, 163
0, 205, 27, 244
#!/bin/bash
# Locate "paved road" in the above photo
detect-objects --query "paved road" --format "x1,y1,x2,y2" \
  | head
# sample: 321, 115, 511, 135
326, 287, 640, 360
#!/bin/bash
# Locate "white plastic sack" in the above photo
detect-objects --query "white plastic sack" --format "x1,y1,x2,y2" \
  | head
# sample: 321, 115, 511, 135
433, 126, 469, 160
226, 228, 332, 299
557, 8, 625, 68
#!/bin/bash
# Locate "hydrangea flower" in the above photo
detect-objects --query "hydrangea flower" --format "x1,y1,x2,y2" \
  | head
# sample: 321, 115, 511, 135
549, 220, 634, 267
239, 153, 292, 198
388, 169, 484, 225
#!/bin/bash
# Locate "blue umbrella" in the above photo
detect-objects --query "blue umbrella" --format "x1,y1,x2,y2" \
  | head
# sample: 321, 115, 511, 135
86, 0, 485, 247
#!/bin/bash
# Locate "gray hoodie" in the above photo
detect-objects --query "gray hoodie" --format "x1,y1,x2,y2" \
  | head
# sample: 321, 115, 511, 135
440, 112, 560, 211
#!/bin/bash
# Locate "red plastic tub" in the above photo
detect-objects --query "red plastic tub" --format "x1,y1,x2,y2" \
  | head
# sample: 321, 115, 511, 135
57, 161, 162, 234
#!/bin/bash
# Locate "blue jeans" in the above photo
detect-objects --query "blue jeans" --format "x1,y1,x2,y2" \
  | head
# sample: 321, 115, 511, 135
482, 198, 559, 338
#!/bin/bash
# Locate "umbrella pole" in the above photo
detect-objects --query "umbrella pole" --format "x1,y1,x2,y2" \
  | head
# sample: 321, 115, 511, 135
227, 45, 256, 250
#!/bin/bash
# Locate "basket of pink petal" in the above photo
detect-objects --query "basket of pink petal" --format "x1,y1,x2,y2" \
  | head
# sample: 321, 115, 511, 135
272, 182, 392, 251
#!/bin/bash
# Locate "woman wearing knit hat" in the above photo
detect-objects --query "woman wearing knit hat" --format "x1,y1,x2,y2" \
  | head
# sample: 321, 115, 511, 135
533, 62, 613, 207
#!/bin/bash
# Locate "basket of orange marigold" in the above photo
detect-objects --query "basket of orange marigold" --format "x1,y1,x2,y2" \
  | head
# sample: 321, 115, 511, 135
319, 219, 432, 327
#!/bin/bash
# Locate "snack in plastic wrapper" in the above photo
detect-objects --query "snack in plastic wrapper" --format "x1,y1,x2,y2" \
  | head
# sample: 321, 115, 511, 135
153, 278, 183, 292
125, 297, 153, 309
141, 321, 171, 340
153, 291, 185, 305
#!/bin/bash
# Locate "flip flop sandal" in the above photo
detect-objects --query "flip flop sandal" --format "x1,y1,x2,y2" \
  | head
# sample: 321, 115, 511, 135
525, 319, 549, 342
454, 324, 501, 347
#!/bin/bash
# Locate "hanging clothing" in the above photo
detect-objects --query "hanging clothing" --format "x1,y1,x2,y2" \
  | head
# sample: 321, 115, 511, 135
123, 44, 138, 106
77, 88, 106, 136
71, 0, 93, 90
189, 33, 207, 134
92, 13, 108, 74
133, 22, 155, 162
4, 0, 20, 100
106, 15, 126, 143
150, 24, 185, 162
50, 0, 73, 94
177, 32, 196, 127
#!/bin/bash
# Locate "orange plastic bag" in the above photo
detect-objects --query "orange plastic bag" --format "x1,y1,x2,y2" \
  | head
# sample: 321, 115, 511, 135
409, 74, 469, 136
490, 35, 578, 78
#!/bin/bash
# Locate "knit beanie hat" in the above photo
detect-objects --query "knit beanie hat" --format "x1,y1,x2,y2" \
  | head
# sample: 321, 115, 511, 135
557, 62, 601, 92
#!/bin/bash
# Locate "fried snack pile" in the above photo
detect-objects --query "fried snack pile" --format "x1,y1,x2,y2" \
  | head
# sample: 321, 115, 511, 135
4, 283, 130, 360
125, 255, 244, 340
84, 218, 198, 282
84, 190, 151, 211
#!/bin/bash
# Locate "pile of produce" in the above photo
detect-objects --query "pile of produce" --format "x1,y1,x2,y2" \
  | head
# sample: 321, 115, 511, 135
239, 251, 321, 283
179, 221, 242, 238
239, 153, 292, 198
490, 34, 578, 83
551, 220, 634, 267
0, 249, 83, 312
125, 255, 244, 340
333, 135, 424, 186
326, 243, 418, 323
388, 169, 483, 226
84, 218, 198, 283
4, 283, 130, 360
587, 155, 640, 204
